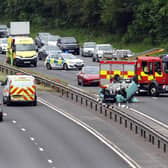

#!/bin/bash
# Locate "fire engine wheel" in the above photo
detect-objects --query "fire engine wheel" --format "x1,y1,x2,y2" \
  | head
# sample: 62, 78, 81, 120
149, 84, 159, 97
32, 100, 37, 106
46, 63, 52, 70
63, 63, 68, 70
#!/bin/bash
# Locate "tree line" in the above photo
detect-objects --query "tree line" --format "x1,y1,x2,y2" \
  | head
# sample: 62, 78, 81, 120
1, 0, 168, 44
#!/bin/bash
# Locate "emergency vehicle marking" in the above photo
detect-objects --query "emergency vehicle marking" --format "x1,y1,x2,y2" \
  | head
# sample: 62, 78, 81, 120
10, 85, 35, 101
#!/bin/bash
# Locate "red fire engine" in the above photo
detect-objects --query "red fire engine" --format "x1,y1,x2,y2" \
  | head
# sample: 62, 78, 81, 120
99, 56, 168, 96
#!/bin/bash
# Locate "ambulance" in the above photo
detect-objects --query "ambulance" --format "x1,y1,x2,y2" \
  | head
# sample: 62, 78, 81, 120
7, 36, 37, 66
2, 75, 37, 106
6, 21, 37, 66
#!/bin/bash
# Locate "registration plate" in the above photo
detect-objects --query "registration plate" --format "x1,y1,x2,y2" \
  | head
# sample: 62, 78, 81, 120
68, 50, 74, 52
24, 61, 30, 64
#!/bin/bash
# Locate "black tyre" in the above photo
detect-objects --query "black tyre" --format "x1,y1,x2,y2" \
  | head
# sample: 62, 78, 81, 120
92, 57, 96, 62
32, 100, 37, 106
81, 79, 85, 86
63, 63, 68, 70
34, 62, 37, 67
46, 63, 52, 70
38, 53, 42, 60
149, 84, 159, 97
3, 97, 6, 104
96, 55, 99, 62
0, 115, 3, 122
77, 77, 80, 85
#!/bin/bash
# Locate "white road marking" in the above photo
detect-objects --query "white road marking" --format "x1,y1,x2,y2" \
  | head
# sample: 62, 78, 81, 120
38, 97, 141, 168
21, 128, 26, 132
30, 137, 35, 141
130, 108, 168, 129
3, 113, 7, 116
12, 120, 17, 124
152, 97, 158, 100
48, 159, 53, 164
39, 147, 44, 152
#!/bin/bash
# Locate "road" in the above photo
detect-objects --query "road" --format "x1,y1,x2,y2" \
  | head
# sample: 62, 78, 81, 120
1, 53, 168, 167
1, 54, 168, 125
1, 88, 168, 168
0, 89, 132, 168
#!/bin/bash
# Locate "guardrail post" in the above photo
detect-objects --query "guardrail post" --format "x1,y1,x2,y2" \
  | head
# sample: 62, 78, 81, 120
110, 112, 112, 119
120, 117, 122, 124
61, 89, 64, 96
90, 102, 93, 109
85, 100, 88, 107
100, 106, 102, 114
76, 95, 78, 102
164, 144, 166, 153
95, 104, 97, 111
71, 93, 73, 100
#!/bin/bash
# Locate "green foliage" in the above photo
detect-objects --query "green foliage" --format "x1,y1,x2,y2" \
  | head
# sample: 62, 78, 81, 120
1, 0, 168, 45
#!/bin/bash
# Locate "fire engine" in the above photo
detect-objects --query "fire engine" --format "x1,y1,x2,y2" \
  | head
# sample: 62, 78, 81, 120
99, 56, 168, 101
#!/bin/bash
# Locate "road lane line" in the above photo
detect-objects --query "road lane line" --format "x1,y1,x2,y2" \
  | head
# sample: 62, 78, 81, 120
12, 120, 17, 124
39, 147, 44, 152
38, 97, 141, 168
30, 137, 35, 141
130, 108, 168, 129
48, 159, 53, 164
21, 128, 26, 132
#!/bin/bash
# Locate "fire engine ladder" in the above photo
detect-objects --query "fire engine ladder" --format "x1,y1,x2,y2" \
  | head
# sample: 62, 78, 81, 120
128, 48, 164, 60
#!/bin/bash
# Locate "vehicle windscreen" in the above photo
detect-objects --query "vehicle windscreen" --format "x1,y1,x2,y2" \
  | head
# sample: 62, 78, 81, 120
62, 54, 76, 59
2, 39, 7, 44
85, 67, 99, 74
12, 79, 34, 87
62, 38, 76, 44
84, 44, 96, 48
16, 44, 35, 51
48, 36, 59, 41
163, 62, 168, 73
99, 46, 112, 51
47, 46, 60, 51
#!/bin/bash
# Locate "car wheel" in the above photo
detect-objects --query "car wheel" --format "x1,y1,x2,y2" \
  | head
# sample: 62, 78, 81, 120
63, 63, 68, 70
92, 57, 96, 62
77, 77, 81, 85
96, 55, 99, 62
0, 47, 2, 54
34, 62, 37, 67
81, 79, 85, 86
3, 97, 6, 104
46, 63, 52, 70
6, 97, 11, 106
149, 84, 159, 97
0, 115, 3, 122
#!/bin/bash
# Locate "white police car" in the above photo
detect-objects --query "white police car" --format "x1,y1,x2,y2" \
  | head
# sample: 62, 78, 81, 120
44, 53, 84, 70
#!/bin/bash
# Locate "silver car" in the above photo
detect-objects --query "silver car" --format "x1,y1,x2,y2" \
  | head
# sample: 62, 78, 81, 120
81, 42, 96, 57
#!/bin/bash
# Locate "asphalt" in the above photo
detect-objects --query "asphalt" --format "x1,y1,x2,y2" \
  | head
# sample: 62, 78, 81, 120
0, 92, 130, 168
0, 53, 168, 167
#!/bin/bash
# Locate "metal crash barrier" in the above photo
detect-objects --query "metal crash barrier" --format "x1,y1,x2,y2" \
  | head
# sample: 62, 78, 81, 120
0, 63, 168, 154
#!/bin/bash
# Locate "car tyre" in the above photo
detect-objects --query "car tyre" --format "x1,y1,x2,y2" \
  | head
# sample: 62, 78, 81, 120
3, 97, 6, 104
81, 79, 85, 86
0, 115, 3, 122
46, 63, 52, 70
77, 77, 81, 85
63, 63, 68, 70
92, 57, 96, 62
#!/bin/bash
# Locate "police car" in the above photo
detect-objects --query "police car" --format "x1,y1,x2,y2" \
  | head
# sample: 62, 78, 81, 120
44, 53, 84, 70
